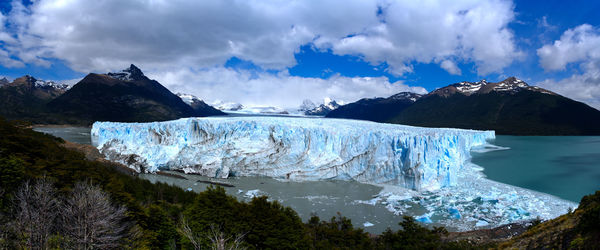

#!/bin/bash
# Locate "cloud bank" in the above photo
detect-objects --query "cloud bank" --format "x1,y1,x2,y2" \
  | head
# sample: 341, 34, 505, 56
537, 24, 600, 109
147, 68, 426, 108
0, 0, 522, 106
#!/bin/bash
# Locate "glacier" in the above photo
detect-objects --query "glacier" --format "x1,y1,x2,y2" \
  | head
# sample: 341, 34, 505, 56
92, 117, 493, 191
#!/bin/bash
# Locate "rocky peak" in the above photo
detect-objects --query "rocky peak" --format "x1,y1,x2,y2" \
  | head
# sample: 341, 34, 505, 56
0, 77, 9, 86
107, 64, 146, 81
298, 99, 317, 112
389, 92, 423, 102
431, 77, 554, 97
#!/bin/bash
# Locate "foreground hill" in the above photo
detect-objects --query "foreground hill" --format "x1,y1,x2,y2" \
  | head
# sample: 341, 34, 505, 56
328, 77, 600, 135
46, 64, 224, 124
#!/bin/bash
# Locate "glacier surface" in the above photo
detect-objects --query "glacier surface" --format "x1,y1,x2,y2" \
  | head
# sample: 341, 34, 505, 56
92, 117, 493, 191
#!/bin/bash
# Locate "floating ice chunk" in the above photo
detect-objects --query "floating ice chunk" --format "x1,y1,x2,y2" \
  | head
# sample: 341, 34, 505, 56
186, 188, 193, 191
354, 197, 381, 206
244, 189, 263, 198
416, 214, 433, 224
363, 222, 374, 227
448, 208, 461, 219
475, 220, 489, 227
471, 144, 510, 153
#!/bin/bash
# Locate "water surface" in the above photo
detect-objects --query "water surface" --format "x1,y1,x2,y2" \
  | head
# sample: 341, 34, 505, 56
472, 136, 600, 202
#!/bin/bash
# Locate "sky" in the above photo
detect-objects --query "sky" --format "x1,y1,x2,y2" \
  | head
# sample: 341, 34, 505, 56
0, 0, 600, 109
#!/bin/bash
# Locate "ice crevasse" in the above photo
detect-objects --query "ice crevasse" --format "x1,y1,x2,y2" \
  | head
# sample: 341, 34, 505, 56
92, 117, 494, 191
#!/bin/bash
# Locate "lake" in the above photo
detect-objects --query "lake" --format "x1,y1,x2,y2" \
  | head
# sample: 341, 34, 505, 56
472, 136, 600, 203
33, 126, 595, 232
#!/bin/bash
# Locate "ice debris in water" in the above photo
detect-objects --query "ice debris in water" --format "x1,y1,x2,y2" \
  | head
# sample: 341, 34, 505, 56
244, 189, 263, 198
355, 168, 577, 231
92, 117, 494, 191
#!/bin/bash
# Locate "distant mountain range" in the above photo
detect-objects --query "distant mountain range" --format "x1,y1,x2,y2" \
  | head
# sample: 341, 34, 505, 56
327, 77, 600, 135
0, 65, 223, 125
0, 75, 71, 122
299, 98, 341, 116
2, 70, 599, 135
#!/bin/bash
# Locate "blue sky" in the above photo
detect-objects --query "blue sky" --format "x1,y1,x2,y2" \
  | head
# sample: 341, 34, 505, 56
0, 0, 600, 108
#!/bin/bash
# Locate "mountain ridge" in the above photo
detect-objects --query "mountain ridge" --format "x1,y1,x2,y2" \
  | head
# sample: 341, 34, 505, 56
0, 65, 224, 125
327, 77, 600, 135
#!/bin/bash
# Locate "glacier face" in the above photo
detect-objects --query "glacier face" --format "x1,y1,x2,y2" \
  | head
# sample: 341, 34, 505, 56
92, 117, 493, 191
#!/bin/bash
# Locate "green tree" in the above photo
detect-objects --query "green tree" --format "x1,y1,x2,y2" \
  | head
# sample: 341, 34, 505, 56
142, 204, 178, 249
183, 186, 246, 248
244, 196, 307, 249
376, 216, 447, 249
0, 155, 26, 194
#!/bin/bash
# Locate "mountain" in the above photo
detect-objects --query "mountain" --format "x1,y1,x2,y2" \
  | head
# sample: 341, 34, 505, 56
326, 92, 422, 122
328, 77, 600, 135
0, 75, 70, 120
176, 93, 224, 115
209, 99, 244, 111
47, 64, 223, 124
304, 98, 341, 116
0, 77, 9, 87
394, 77, 600, 135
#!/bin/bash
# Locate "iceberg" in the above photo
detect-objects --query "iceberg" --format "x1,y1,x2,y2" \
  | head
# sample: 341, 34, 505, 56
92, 117, 493, 191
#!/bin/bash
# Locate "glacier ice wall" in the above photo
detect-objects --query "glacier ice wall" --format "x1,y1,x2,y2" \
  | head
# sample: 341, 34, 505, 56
92, 117, 494, 191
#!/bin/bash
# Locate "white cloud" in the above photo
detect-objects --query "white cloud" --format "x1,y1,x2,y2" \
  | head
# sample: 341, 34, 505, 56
146, 67, 427, 109
440, 60, 462, 75
537, 24, 600, 71
1, 0, 520, 75
318, 0, 522, 75
536, 24, 600, 110
0, 0, 524, 107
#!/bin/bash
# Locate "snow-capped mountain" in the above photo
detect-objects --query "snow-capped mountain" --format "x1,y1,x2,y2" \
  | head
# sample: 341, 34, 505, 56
1, 75, 71, 92
298, 99, 316, 112
47, 64, 223, 124
210, 100, 244, 111
106, 64, 146, 82
304, 97, 341, 116
176, 93, 202, 105
33, 79, 71, 91
0, 77, 9, 87
432, 77, 555, 97
388, 92, 423, 102
1, 75, 71, 100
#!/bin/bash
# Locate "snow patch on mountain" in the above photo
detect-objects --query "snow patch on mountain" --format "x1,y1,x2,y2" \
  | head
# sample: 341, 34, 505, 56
303, 97, 342, 116
440, 77, 557, 96
210, 100, 244, 111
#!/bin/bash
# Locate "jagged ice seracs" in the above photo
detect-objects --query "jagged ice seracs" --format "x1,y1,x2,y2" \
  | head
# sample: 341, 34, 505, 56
92, 117, 494, 191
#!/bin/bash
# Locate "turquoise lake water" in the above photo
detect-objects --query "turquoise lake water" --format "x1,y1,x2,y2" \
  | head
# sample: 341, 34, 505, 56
471, 136, 600, 203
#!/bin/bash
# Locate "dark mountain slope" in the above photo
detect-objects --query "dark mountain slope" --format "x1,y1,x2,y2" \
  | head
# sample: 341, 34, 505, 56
392, 79, 600, 135
327, 77, 600, 135
393, 91, 600, 135
326, 92, 422, 122
47, 65, 224, 124
0, 76, 69, 121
